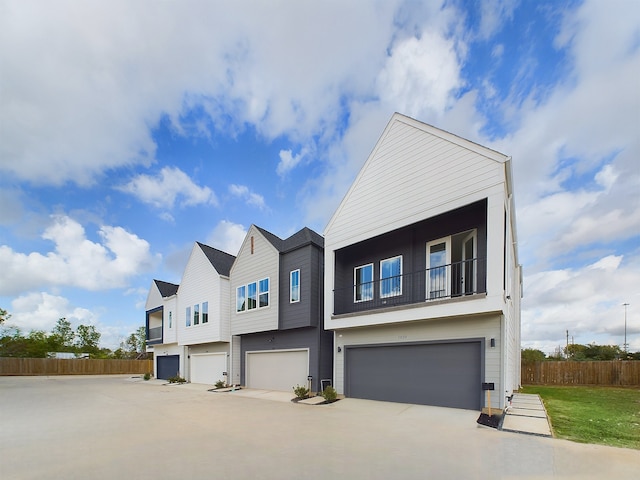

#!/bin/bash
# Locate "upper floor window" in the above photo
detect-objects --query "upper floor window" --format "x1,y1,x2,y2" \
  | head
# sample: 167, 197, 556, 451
186, 306, 191, 327
236, 278, 270, 312
247, 282, 257, 310
259, 278, 269, 307
290, 269, 300, 303
236, 286, 246, 312
193, 303, 200, 325
380, 255, 402, 298
202, 302, 208, 324
354, 263, 373, 302
168, 311, 172, 329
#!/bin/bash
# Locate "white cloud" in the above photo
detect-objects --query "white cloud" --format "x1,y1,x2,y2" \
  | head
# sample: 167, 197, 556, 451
277, 148, 307, 177
119, 166, 217, 210
206, 220, 247, 256
228, 184, 267, 211
9, 292, 97, 333
0, 215, 159, 296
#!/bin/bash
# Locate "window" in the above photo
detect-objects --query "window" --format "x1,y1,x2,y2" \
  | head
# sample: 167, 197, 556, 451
247, 282, 257, 310
186, 306, 191, 327
193, 304, 200, 325
354, 263, 373, 302
259, 278, 269, 307
202, 302, 208, 324
380, 255, 402, 297
426, 238, 451, 299
168, 311, 172, 329
290, 269, 300, 303
236, 286, 246, 312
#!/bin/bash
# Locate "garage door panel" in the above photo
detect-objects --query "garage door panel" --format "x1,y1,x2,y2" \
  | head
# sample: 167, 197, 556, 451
345, 341, 481, 410
157, 355, 180, 380
190, 353, 227, 385
246, 350, 308, 391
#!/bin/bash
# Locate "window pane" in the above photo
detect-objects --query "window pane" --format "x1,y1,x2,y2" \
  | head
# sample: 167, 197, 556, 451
381, 256, 402, 297
259, 278, 269, 308
248, 282, 257, 310
202, 302, 208, 323
194, 304, 200, 325
169, 311, 172, 329
290, 270, 300, 303
186, 306, 191, 327
236, 286, 246, 312
355, 264, 373, 302
429, 242, 447, 299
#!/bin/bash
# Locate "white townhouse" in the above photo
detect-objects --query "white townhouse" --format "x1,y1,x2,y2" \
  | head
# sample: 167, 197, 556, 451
324, 113, 522, 410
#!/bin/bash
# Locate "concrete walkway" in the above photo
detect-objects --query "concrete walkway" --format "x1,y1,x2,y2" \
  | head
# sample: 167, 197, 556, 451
502, 393, 553, 437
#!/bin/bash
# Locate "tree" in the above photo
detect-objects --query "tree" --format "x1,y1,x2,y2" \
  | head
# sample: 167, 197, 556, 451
521, 348, 546, 362
50, 318, 74, 350
0, 307, 10, 325
75, 325, 101, 354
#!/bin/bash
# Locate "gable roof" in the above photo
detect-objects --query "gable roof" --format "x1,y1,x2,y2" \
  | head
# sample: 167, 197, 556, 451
196, 242, 236, 276
253, 225, 324, 253
153, 279, 179, 298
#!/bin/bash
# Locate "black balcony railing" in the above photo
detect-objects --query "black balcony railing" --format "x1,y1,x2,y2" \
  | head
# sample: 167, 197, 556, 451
146, 326, 163, 344
333, 258, 486, 315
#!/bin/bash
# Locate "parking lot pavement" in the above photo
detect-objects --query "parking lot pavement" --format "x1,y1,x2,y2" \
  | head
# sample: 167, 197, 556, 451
1, 376, 638, 480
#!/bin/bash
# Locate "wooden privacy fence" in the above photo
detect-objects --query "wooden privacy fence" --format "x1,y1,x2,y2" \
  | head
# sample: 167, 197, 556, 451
0, 358, 153, 376
522, 361, 640, 386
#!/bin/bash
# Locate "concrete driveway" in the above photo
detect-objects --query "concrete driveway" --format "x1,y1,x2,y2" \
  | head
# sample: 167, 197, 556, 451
0, 376, 637, 479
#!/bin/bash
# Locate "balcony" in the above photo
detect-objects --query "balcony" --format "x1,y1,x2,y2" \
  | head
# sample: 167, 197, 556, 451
333, 258, 486, 315
146, 326, 163, 345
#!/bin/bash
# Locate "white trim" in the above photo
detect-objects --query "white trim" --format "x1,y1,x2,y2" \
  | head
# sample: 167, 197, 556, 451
380, 255, 403, 298
290, 269, 301, 303
353, 263, 374, 303
426, 237, 451, 300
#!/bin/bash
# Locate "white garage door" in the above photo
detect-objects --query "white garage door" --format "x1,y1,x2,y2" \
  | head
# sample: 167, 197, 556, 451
190, 353, 227, 385
246, 349, 309, 391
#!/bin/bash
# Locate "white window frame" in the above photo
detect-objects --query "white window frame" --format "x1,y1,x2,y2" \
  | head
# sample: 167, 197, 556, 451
236, 286, 246, 313
186, 306, 191, 327
354, 263, 374, 302
193, 303, 200, 325
426, 237, 452, 300
258, 278, 270, 308
247, 282, 257, 310
290, 269, 300, 303
380, 255, 402, 298
202, 301, 208, 324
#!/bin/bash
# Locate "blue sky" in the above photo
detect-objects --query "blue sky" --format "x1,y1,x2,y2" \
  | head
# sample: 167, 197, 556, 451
1, 0, 638, 353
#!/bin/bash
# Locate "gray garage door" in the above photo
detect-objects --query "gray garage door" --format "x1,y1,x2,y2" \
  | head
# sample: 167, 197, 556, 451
157, 355, 180, 380
345, 341, 482, 410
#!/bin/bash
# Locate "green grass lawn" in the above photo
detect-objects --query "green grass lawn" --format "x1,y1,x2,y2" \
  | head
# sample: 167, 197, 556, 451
521, 386, 640, 449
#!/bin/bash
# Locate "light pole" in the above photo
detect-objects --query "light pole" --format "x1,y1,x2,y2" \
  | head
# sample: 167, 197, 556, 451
623, 303, 629, 356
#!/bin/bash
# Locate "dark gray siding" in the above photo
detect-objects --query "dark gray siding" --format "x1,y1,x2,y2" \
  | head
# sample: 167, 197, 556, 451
333, 199, 488, 314
344, 339, 483, 410
279, 244, 323, 330
240, 327, 333, 392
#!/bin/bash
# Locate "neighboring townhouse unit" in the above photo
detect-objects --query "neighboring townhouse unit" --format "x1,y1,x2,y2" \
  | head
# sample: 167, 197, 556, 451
145, 279, 181, 379
229, 225, 333, 393
324, 113, 522, 411
145, 242, 235, 383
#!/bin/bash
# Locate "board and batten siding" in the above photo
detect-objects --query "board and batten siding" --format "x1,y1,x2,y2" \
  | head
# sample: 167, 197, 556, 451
230, 226, 279, 335
325, 116, 509, 250
334, 314, 503, 408
177, 244, 228, 346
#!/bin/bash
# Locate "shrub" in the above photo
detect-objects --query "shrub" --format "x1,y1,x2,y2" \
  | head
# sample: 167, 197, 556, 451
322, 386, 338, 403
167, 375, 186, 384
143, 372, 151, 381
214, 379, 226, 389
293, 385, 310, 399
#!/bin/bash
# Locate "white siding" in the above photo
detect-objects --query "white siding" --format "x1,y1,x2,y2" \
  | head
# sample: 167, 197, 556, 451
177, 244, 228, 346
230, 226, 279, 335
325, 115, 508, 250
230, 335, 241, 386
163, 296, 178, 344
153, 344, 187, 379
334, 315, 504, 408
145, 281, 163, 311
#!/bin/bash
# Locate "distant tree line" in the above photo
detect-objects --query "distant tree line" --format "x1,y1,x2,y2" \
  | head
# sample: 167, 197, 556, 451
0, 314, 148, 359
522, 344, 640, 362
